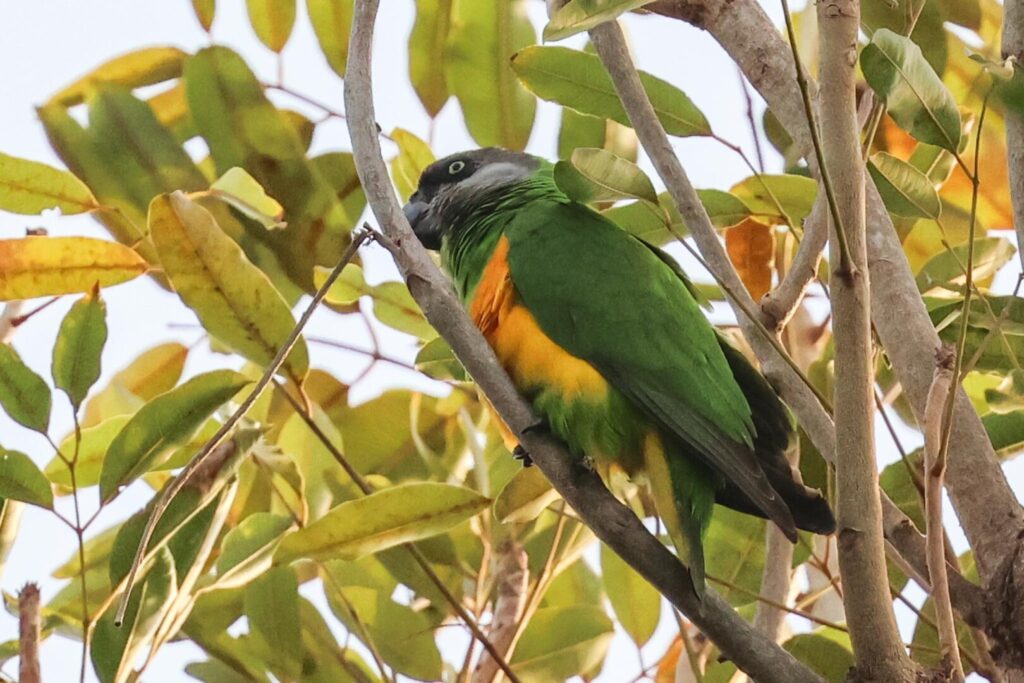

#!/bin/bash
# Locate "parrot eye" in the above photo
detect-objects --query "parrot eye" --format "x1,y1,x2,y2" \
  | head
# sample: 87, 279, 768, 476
448, 160, 466, 175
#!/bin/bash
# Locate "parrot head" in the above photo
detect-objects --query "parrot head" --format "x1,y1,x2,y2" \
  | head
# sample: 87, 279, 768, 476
403, 147, 542, 250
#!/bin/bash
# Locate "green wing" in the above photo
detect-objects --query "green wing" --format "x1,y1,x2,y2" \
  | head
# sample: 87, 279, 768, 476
504, 200, 796, 538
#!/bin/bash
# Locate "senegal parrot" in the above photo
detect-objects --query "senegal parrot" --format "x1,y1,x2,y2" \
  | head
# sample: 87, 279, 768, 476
402, 148, 835, 595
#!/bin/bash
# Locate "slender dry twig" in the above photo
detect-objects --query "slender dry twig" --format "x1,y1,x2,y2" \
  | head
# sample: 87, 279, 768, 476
115, 227, 372, 625
0, 302, 23, 342
472, 539, 528, 683
19, 583, 41, 683
345, 4, 824, 681
923, 346, 965, 682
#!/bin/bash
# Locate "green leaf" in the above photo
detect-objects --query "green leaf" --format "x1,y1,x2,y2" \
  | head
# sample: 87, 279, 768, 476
409, 0, 453, 116
415, 337, 467, 381
0, 344, 50, 433
47, 47, 187, 107
307, 0, 353, 77
371, 282, 436, 340
0, 449, 52, 509
192, 0, 216, 31
511, 605, 613, 681
985, 369, 1024, 413
46, 415, 131, 490
446, 0, 536, 150
493, 466, 559, 524
149, 192, 309, 381
92, 548, 175, 683
915, 238, 1015, 293
929, 296, 1024, 373
184, 46, 350, 289
783, 632, 855, 682
52, 289, 107, 410
0, 152, 98, 215
600, 544, 660, 646
730, 174, 817, 226
82, 342, 187, 427
274, 482, 490, 563
545, 0, 657, 40
98, 369, 250, 501
245, 566, 303, 679
0, 237, 147, 302
554, 147, 660, 206
246, 0, 296, 52
868, 152, 942, 219
209, 167, 285, 229
860, 29, 962, 152
215, 513, 294, 589
704, 507, 768, 606
391, 128, 435, 202
322, 564, 444, 681
317, 262, 366, 306
312, 152, 368, 227
512, 46, 711, 137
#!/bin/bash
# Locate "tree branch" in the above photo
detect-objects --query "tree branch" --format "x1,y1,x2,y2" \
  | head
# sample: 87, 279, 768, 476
19, 582, 40, 683
472, 539, 528, 683
344, 3, 824, 681
924, 346, 966, 682
1005, 0, 1024, 273
650, 0, 1023, 647
816, 1, 915, 678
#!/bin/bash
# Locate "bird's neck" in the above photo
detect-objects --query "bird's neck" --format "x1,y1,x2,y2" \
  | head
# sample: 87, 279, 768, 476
440, 172, 565, 301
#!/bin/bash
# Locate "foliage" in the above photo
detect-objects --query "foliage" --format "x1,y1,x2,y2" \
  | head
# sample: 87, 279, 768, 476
0, 0, 1019, 681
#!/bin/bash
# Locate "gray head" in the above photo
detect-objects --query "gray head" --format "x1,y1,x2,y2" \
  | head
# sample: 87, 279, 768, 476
402, 148, 542, 250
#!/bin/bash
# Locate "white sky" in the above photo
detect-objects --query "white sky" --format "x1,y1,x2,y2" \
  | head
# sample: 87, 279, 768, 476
0, 1, 1017, 681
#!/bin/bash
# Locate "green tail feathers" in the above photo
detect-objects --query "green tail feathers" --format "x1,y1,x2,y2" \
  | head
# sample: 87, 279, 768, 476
644, 435, 718, 600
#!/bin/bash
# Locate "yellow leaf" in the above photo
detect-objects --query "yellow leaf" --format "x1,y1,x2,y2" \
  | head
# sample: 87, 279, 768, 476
725, 218, 775, 300
47, 46, 187, 107
0, 152, 97, 215
246, 0, 297, 52
390, 128, 435, 202
149, 192, 309, 381
0, 237, 146, 301
209, 167, 286, 229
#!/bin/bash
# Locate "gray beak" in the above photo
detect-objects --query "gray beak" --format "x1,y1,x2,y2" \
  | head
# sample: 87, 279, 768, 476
403, 199, 429, 230
402, 194, 442, 250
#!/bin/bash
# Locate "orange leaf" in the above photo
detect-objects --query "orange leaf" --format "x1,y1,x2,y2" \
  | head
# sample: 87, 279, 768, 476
726, 218, 775, 300
0, 237, 147, 301
655, 636, 683, 683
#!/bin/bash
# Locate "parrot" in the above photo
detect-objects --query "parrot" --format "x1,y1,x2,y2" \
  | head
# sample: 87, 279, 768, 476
402, 147, 835, 595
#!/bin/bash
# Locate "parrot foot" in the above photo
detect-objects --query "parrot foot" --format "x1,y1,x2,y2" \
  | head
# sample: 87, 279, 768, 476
512, 444, 534, 468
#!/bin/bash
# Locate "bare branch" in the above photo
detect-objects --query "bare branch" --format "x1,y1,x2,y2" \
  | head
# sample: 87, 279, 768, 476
754, 523, 795, 642
344, 3, 824, 681
19, 582, 40, 683
924, 346, 966, 682
472, 539, 528, 683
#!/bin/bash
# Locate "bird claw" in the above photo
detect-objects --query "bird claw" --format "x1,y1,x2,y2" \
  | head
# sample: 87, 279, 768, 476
512, 444, 534, 468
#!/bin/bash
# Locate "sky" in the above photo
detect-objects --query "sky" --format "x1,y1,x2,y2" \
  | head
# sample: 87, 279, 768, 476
0, 1, 1017, 681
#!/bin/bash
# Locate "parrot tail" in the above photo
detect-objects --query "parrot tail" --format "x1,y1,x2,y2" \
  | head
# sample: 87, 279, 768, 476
643, 432, 717, 600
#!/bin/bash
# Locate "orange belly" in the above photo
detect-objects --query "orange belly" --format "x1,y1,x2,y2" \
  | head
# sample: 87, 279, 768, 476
468, 236, 608, 401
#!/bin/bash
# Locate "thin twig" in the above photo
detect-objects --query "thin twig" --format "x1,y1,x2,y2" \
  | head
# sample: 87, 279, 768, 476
923, 346, 965, 681
778, 0, 854, 277
115, 228, 372, 625
19, 583, 41, 683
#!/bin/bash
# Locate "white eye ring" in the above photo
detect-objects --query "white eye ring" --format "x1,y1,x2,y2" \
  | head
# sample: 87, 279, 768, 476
448, 160, 466, 175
